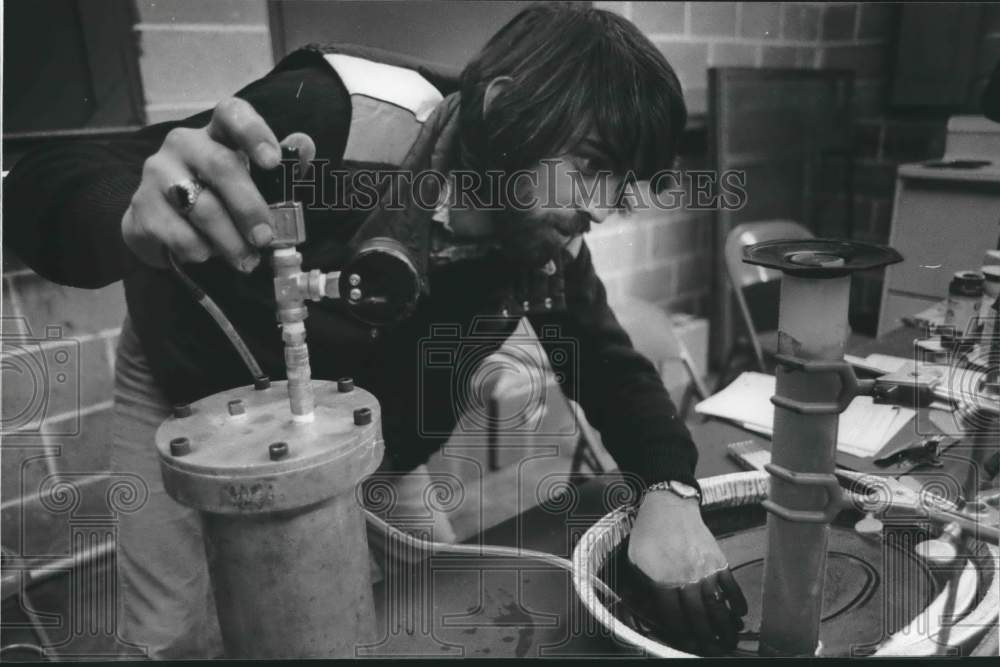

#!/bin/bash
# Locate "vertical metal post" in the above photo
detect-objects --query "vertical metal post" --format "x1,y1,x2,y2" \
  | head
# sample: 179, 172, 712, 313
758, 274, 851, 656
203, 492, 374, 657
741, 239, 901, 657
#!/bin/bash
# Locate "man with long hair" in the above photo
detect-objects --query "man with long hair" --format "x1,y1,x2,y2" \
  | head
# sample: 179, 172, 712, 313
6, 4, 746, 658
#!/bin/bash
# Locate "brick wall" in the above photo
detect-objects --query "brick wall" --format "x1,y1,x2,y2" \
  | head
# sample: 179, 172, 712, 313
589, 2, 998, 334
589, 1, 848, 318
1, 0, 277, 572
133, 0, 274, 124
1, 252, 125, 559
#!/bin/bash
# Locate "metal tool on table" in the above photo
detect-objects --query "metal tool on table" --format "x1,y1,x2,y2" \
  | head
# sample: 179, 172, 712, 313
872, 435, 953, 468
156, 149, 421, 658
835, 468, 1000, 546
870, 356, 999, 416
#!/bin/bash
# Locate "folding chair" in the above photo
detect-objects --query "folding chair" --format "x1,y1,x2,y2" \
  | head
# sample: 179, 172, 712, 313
719, 220, 814, 388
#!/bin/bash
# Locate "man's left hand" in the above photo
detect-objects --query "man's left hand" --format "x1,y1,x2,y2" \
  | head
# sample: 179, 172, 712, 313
626, 488, 748, 655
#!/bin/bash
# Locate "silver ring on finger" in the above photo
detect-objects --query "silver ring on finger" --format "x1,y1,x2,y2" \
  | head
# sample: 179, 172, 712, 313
167, 178, 204, 216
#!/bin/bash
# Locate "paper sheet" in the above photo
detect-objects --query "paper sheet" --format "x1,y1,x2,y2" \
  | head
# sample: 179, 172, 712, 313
844, 353, 909, 375
696, 371, 915, 458
862, 353, 909, 374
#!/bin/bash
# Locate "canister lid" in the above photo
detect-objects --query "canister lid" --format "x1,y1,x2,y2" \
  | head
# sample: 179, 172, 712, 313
156, 379, 383, 514
949, 270, 985, 296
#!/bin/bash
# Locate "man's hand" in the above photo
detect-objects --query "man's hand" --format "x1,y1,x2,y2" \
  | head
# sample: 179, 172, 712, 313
122, 97, 315, 272
627, 489, 748, 655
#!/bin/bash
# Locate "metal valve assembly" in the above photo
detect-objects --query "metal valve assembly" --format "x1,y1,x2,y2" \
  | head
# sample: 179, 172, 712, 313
153, 165, 415, 658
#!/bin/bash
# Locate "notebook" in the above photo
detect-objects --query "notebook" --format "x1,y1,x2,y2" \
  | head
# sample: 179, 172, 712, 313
696, 371, 915, 458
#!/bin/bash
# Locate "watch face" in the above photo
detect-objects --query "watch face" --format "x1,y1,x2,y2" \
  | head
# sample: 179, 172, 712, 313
669, 481, 699, 499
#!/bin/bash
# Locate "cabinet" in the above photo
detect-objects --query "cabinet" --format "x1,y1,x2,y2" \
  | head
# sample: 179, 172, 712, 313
877, 117, 1000, 335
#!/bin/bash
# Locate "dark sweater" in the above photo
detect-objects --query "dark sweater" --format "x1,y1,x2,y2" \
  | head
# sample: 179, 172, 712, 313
3, 46, 700, 490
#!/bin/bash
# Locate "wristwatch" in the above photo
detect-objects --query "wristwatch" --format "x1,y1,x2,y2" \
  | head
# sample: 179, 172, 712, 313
645, 479, 702, 504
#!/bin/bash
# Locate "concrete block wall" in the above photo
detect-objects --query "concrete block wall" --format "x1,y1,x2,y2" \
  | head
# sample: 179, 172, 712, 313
590, 2, 998, 334
1, 250, 125, 564
133, 0, 274, 124
1, 0, 276, 580
588, 2, 851, 319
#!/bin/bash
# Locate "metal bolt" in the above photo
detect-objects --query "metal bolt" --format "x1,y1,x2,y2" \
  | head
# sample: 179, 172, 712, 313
173, 404, 192, 418
227, 399, 245, 416
348, 273, 361, 287
254, 376, 271, 390
915, 522, 962, 565
853, 512, 883, 536
337, 377, 355, 393
170, 437, 191, 456
354, 407, 372, 425
269, 442, 289, 460
349, 288, 362, 301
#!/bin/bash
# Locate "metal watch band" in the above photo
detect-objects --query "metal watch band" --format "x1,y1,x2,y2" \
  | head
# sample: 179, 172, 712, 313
644, 480, 703, 504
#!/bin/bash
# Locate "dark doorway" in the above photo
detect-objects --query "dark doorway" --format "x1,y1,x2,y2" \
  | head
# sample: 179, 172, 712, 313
3, 0, 145, 135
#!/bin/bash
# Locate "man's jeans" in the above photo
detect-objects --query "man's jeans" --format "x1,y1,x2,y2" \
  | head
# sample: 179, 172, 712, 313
111, 317, 455, 658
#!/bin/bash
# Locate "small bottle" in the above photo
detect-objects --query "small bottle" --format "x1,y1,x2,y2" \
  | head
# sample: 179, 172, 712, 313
944, 270, 985, 339
980, 265, 1000, 342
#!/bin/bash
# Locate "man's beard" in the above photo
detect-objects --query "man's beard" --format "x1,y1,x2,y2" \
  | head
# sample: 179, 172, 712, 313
494, 207, 591, 268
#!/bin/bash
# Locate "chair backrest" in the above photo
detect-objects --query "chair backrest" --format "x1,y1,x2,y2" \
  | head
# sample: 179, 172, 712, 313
724, 220, 814, 289
724, 220, 814, 370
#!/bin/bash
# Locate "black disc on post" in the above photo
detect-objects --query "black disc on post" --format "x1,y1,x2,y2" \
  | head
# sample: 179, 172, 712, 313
743, 239, 903, 278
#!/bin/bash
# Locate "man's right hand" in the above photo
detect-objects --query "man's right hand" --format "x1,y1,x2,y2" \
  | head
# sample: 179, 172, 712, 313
122, 96, 315, 272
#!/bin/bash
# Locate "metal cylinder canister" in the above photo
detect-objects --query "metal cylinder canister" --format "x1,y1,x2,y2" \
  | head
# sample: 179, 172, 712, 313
155, 379, 383, 658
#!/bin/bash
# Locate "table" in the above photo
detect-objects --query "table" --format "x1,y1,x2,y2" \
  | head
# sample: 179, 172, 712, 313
365, 326, 997, 657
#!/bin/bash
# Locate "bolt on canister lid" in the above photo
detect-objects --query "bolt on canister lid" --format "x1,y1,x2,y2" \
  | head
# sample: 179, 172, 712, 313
854, 512, 883, 536
154, 379, 385, 515
354, 407, 372, 425
949, 270, 985, 297
170, 437, 191, 456
269, 442, 289, 460
227, 399, 246, 416
337, 377, 355, 392
173, 404, 192, 418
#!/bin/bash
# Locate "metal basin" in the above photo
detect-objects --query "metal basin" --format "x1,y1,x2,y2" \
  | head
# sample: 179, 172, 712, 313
573, 472, 999, 657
